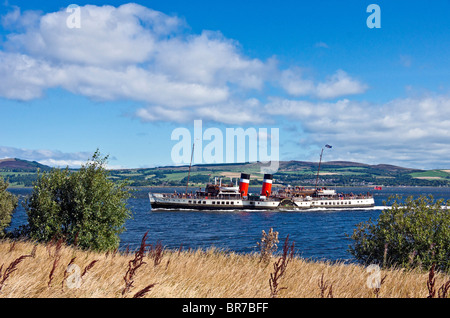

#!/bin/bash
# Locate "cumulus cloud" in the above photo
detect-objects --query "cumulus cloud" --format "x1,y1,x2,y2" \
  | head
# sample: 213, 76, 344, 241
136, 98, 266, 125
0, 3, 276, 119
265, 95, 450, 168
279, 68, 315, 97
4, 3, 180, 66
315, 70, 368, 99
3, 3, 446, 169
279, 68, 367, 99
153, 31, 275, 89
0, 3, 366, 124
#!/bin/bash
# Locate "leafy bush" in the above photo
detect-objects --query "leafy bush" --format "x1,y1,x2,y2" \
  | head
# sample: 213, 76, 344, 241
0, 177, 18, 236
349, 195, 450, 272
23, 151, 132, 251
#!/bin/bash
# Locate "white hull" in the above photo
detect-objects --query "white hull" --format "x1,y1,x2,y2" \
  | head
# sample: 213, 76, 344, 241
149, 193, 375, 211
293, 197, 375, 209
149, 193, 280, 210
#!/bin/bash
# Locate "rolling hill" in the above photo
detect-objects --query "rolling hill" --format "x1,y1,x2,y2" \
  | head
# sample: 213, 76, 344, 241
1, 158, 450, 188
0, 158, 52, 171
107, 160, 450, 188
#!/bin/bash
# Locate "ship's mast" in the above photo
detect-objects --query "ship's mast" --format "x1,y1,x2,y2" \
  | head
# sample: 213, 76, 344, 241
185, 142, 195, 195
315, 148, 324, 190
315, 144, 332, 190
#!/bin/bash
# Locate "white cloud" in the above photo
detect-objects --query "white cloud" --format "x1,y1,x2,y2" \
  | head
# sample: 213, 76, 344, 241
279, 68, 367, 99
4, 4, 447, 170
61, 65, 230, 107
0, 3, 273, 116
315, 70, 368, 99
135, 106, 193, 123
4, 3, 179, 66
265, 95, 450, 168
0, 52, 57, 100
0, 3, 369, 125
136, 98, 266, 125
195, 103, 266, 125
279, 68, 315, 96
1, 5, 42, 31
154, 31, 273, 89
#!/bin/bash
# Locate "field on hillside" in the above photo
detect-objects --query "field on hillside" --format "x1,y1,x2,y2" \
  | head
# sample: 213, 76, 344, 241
3, 160, 450, 188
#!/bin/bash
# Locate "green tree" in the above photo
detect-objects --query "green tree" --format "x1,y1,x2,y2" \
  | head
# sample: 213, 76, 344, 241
24, 151, 132, 251
0, 177, 18, 236
349, 195, 450, 272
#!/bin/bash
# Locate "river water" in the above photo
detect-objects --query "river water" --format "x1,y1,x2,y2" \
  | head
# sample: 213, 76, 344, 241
7, 186, 450, 262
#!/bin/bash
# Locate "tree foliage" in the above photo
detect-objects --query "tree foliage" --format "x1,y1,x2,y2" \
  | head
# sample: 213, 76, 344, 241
0, 177, 18, 236
23, 151, 132, 251
349, 195, 450, 272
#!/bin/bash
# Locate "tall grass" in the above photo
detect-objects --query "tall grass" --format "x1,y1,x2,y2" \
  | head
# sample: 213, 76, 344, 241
269, 235, 294, 298
0, 237, 449, 298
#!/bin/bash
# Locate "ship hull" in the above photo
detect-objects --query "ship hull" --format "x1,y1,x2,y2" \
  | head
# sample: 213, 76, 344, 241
294, 197, 375, 209
149, 193, 374, 211
149, 193, 280, 210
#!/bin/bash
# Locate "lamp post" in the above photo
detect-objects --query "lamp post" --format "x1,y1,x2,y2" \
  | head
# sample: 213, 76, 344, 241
185, 142, 195, 195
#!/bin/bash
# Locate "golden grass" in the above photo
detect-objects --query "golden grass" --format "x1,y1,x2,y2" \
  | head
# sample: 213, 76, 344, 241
0, 239, 448, 298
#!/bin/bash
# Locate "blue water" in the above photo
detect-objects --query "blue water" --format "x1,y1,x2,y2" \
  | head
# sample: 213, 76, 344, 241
7, 186, 450, 262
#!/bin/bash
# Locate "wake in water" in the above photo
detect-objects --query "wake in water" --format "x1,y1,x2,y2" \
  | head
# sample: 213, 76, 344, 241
150, 206, 390, 213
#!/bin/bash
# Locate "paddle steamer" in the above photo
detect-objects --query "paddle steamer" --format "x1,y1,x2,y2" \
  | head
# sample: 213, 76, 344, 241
149, 144, 374, 210
148, 173, 375, 210
149, 173, 280, 210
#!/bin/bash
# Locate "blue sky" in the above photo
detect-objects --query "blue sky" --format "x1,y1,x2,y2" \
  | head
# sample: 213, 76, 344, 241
1, 0, 449, 169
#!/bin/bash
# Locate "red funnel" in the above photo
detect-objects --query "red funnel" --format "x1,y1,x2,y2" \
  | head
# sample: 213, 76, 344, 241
239, 173, 250, 197
261, 174, 273, 197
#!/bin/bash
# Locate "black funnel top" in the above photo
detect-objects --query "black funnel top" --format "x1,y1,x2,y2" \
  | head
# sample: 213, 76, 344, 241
240, 173, 250, 180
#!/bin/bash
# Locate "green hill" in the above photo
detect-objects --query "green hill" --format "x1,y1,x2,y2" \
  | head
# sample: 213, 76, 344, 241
2, 158, 450, 188
107, 161, 450, 188
0, 158, 52, 187
0, 158, 52, 171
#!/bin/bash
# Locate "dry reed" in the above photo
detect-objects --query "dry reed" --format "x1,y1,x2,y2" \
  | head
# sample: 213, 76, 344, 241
427, 263, 450, 298
0, 254, 31, 292
269, 235, 294, 298
122, 231, 151, 296
318, 273, 333, 298
0, 238, 449, 298
257, 228, 279, 263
